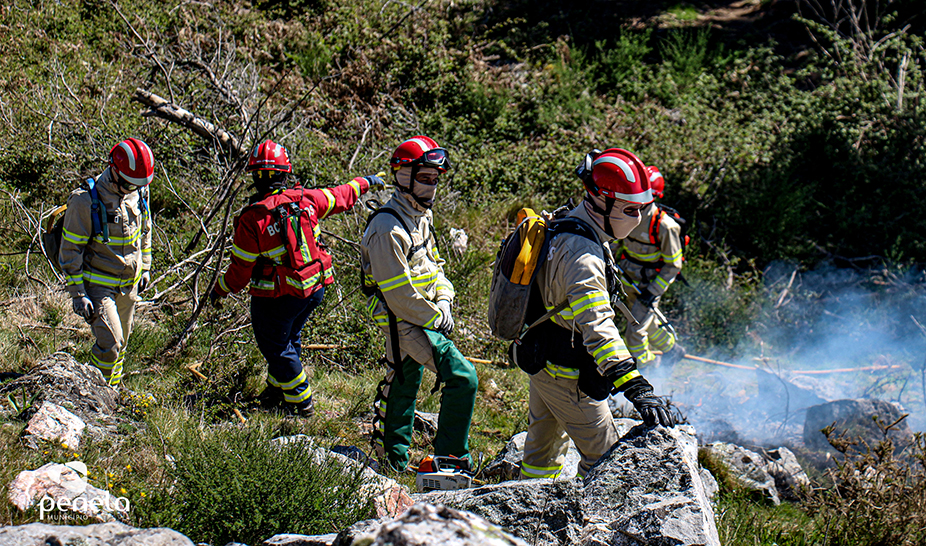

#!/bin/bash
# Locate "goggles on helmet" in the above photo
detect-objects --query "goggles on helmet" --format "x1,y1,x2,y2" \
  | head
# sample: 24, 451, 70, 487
415, 148, 450, 172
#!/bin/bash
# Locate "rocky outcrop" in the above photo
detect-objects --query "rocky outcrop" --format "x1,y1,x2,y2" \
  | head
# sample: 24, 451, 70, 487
765, 446, 810, 501
24, 401, 86, 449
264, 533, 338, 546
804, 398, 912, 452
8, 462, 129, 522
0, 352, 123, 443
343, 503, 530, 546
424, 424, 720, 546
581, 425, 720, 546
0, 522, 193, 546
702, 442, 780, 504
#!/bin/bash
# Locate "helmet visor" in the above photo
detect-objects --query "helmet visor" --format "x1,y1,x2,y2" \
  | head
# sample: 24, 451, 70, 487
419, 148, 450, 171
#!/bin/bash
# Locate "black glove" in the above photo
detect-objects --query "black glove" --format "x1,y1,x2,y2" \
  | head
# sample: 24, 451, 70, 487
624, 380, 675, 428
138, 271, 151, 292
209, 288, 224, 309
637, 288, 658, 309
72, 296, 94, 319
363, 174, 385, 188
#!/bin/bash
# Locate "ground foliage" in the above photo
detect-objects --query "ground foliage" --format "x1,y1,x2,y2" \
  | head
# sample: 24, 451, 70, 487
0, 0, 925, 542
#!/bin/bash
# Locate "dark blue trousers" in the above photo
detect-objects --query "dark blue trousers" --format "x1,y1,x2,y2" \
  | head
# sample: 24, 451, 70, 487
250, 287, 325, 405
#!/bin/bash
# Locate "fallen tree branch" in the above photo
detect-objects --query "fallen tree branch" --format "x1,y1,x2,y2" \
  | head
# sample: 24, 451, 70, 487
133, 88, 248, 156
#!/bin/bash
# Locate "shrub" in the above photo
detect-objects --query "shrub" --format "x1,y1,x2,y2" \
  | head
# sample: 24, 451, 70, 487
133, 424, 375, 545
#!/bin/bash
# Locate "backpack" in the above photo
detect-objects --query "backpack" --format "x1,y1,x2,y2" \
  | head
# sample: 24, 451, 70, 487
42, 177, 142, 273
486, 207, 601, 341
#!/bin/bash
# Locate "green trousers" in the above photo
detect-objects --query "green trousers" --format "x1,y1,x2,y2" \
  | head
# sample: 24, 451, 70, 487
372, 330, 478, 469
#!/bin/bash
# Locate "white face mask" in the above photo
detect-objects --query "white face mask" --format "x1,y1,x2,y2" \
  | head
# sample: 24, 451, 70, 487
584, 195, 642, 239
396, 167, 439, 209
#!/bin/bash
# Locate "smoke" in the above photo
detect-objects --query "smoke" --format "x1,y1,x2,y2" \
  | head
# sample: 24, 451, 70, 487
645, 262, 926, 448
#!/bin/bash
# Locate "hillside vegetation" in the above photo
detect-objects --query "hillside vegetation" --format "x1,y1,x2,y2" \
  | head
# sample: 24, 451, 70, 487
1, 0, 925, 544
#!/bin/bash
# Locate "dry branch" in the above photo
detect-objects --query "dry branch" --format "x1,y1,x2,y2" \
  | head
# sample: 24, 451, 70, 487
132, 88, 248, 156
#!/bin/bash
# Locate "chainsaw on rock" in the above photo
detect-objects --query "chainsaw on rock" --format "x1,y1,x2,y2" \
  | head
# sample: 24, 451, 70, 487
414, 455, 473, 492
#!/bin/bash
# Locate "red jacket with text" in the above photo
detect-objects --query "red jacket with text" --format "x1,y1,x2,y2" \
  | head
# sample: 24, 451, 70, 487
215, 177, 370, 298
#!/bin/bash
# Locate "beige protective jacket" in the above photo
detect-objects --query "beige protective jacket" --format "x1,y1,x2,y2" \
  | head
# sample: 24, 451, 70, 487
534, 205, 635, 380
616, 203, 683, 297
59, 168, 152, 298
360, 192, 454, 360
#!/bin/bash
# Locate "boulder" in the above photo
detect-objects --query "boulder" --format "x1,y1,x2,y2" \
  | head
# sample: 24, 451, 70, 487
414, 411, 440, 438
424, 425, 719, 546
344, 503, 530, 546
421, 479, 584, 545
582, 425, 721, 546
699, 468, 719, 502
25, 401, 86, 449
702, 442, 780, 505
8, 462, 130, 522
804, 398, 912, 452
0, 522, 193, 546
264, 533, 337, 546
765, 447, 810, 501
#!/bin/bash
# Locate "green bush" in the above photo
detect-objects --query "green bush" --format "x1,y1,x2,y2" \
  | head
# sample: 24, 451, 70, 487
133, 424, 375, 545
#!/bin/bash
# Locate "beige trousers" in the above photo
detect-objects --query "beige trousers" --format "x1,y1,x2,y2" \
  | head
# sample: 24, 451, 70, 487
521, 368, 619, 479
86, 282, 139, 385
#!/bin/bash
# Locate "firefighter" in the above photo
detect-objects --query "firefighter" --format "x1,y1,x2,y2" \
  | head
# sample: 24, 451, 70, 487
59, 138, 154, 386
210, 140, 382, 417
615, 165, 686, 368
360, 136, 478, 471
515, 148, 675, 480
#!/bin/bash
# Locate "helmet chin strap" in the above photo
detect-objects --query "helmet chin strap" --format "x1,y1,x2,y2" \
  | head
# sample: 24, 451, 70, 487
586, 194, 616, 237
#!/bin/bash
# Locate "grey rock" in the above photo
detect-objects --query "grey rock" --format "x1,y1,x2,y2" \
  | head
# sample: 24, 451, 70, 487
582, 425, 720, 545
420, 479, 584, 545
804, 398, 912, 452
25, 401, 86, 449
335, 518, 384, 546
699, 468, 719, 502
765, 447, 810, 501
414, 411, 440, 438
0, 522, 194, 546
346, 503, 530, 546
703, 442, 780, 505
264, 534, 337, 546
8, 462, 129, 521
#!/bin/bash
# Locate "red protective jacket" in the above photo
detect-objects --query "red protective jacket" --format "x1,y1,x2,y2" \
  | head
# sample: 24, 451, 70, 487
216, 177, 369, 298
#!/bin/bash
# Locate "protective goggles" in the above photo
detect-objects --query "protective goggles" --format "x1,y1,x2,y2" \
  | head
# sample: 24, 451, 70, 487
416, 148, 451, 171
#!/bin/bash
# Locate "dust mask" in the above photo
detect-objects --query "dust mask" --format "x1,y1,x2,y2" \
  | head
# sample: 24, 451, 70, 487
584, 194, 641, 240
396, 167, 439, 210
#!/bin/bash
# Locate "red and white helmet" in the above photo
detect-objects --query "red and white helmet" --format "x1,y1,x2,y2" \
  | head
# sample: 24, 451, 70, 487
646, 165, 665, 199
589, 148, 652, 205
390, 136, 450, 173
247, 140, 293, 173
109, 138, 154, 187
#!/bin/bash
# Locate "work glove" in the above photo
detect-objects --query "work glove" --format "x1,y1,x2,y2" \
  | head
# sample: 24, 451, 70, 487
208, 288, 224, 309
637, 287, 658, 309
138, 271, 151, 292
363, 174, 385, 188
436, 300, 454, 335
72, 296, 94, 320
625, 385, 675, 428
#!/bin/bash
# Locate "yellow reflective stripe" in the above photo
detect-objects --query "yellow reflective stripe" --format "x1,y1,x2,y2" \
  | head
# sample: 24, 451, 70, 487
218, 275, 231, 294
83, 270, 135, 288
62, 229, 90, 244
572, 292, 610, 315
276, 370, 308, 390
142, 247, 152, 255
285, 387, 313, 404
105, 226, 142, 245
250, 279, 275, 290
320, 189, 336, 219
411, 271, 438, 287
313, 224, 321, 238
262, 245, 286, 260
232, 244, 260, 262
66, 274, 84, 286
91, 353, 118, 370
612, 370, 641, 389
348, 180, 362, 197
663, 247, 683, 262
543, 363, 580, 379
592, 344, 624, 366
379, 272, 411, 292
520, 462, 563, 479
424, 312, 440, 328
625, 247, 661, 262
654, 276, 671, 291
626, 340, 648, 352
